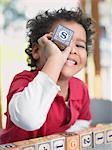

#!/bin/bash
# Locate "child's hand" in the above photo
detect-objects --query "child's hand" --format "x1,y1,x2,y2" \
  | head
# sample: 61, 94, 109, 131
38, 33, 71, 65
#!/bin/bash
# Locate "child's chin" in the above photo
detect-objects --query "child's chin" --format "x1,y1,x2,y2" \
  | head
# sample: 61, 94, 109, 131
61, 68, 79, 77
60, 71, 76, 79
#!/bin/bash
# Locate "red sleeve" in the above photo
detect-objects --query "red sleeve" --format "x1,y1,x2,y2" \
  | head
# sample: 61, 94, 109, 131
7, 70, 37, 104
5, 70, 37, 128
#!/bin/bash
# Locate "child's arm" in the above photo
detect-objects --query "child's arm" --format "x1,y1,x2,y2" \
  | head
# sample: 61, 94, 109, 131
9, 71, 60, 131
9, 33, 71, 131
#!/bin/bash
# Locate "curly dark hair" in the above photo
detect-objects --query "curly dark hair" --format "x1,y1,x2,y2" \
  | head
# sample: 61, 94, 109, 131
25, 7, 95, 70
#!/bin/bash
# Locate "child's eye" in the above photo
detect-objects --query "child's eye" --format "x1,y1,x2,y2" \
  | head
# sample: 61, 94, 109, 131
76, 44, 86, 49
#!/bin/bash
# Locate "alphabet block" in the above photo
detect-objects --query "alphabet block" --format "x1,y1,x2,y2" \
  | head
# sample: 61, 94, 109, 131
62, 132, 80, 150
91, 125, 105, 148
0, 140, 35, 150
0, 143, 18, 150
75, 129, 93, 149
103, 124, 112, 144
51, 24, 74, 50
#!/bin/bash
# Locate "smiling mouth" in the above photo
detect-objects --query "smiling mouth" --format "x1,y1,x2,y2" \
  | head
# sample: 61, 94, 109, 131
66, 59, 77, 65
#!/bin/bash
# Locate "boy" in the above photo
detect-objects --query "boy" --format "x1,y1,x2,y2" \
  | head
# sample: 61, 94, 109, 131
0, 7, 95, 144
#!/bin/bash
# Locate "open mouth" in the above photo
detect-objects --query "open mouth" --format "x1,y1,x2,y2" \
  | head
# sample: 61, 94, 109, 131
67, 59, 77, 65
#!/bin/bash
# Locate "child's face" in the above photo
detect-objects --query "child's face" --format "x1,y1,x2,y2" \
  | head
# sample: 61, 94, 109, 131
62, 21, 87, 78
35, 20, 87, 79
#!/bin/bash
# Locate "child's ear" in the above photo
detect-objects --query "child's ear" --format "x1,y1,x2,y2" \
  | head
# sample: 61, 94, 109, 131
32, 43, 40, 60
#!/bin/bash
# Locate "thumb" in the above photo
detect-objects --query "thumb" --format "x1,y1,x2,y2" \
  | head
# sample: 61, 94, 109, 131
61, 46, 71, 62
63, 39, 73, 55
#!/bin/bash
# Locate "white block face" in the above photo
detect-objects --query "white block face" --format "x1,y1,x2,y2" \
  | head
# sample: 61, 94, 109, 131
81, 134, 92, 149
38, 142, 51, 150
0, 143, 17, 149
52, 24, 74, 50
95, 132, 105, 145
106, 130, 112, 143
22, 145, 35, 150
58, 29, 69, 42
52, 139, 65, 150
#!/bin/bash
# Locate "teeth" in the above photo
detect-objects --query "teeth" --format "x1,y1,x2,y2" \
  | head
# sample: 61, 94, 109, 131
67, 59, 76, 64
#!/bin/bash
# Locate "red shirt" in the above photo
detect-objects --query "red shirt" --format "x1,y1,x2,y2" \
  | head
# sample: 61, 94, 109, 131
0, 70, 91, 144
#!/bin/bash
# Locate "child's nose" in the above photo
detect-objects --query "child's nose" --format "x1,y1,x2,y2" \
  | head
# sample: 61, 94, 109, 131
70, 45, 78, 55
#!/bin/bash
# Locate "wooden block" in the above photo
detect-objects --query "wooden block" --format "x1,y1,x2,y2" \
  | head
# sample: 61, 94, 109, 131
0, 141, 33, 150
14, 140, 33, 146
91, 125, 105, 148
51, 137, 65, 150
20, 145, 36, 150
62, 132, 80, 150
0, 143, 19, 150
103, 124, 112, 144
37, 141, 51, 150
51, 24, 74, 50
75, 129, 93, 149
46, 134, 65, 150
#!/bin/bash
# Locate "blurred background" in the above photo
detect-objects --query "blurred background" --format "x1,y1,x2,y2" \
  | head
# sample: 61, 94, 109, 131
0, 0, 112, 128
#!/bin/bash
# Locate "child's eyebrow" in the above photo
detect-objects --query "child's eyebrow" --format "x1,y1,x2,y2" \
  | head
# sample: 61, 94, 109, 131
76, 38, 86, 44
72, 38, 86, 45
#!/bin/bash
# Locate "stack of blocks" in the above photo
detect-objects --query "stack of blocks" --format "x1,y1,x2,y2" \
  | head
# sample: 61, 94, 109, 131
0, 124, 112, 150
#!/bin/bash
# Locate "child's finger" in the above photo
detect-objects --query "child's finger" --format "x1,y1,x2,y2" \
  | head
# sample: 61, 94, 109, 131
63, 46, 71, 56
38, 32, 53, 46
38, 35, 48, 46
43, 32, 53, 40
63, 41, 72, 54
